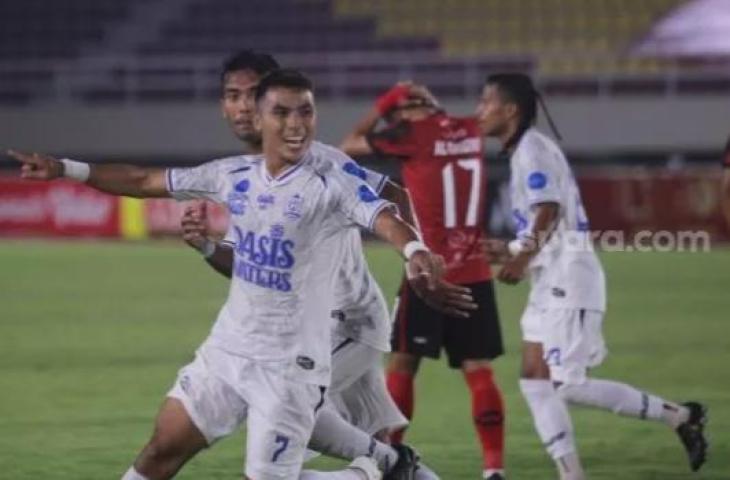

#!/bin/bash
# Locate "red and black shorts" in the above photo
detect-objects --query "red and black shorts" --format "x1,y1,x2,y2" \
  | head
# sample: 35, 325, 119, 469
390, 278, 504, 369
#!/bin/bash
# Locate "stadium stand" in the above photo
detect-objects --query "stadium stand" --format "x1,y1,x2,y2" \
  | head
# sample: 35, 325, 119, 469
0, 0, 727, 104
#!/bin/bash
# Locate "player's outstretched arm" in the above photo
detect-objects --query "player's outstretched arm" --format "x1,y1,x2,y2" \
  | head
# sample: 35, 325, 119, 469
7, 149, 169, 198
498, 202, 559, 285
378, 180, 476, 316
371, 208, 442, 290
180, 202, 233, 278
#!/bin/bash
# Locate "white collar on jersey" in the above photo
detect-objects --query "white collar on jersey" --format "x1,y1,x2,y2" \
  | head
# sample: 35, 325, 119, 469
258, 150, 313, 187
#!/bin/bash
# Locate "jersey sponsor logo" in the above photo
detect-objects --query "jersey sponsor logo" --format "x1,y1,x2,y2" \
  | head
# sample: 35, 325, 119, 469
358, 184, 379, 203
257, 193, 276, 210
527, 171, 548, 190
343, 161, 367, 181
283, 194, 304, 220
296, 355, 315, 370
227, 192, 249, 216
232, 226, 295, 291
433, 137, 480, 156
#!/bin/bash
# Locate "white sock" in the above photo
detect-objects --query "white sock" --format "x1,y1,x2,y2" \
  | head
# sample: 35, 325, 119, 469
121, 467, 149, 480
308, 405, 398, 472
483, 468, 504, 478
556, 451, 586, 480
519, 379, 579, 460
300, 470, 366, 479
416, 462, 441, 480
558, 378, 690, 428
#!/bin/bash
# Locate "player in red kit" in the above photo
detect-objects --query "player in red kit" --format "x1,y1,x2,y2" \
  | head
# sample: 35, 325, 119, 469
341, 83, 506, 480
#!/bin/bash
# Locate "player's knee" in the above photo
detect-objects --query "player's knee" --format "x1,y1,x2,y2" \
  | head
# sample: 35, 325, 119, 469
461, 359, 492, 373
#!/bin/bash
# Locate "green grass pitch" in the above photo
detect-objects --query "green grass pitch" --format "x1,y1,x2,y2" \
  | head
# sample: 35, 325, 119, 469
0, 240, 728, 479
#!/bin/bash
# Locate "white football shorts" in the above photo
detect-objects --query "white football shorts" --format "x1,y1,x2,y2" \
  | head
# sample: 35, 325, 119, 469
520, 304, 608, 384
329, 332, 408, 435
167, 342, 325, 480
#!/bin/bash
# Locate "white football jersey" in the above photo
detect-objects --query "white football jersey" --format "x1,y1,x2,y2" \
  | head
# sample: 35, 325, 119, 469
509, 128, 606, 311
220, 142, 392, 351
167, 145, 393, 385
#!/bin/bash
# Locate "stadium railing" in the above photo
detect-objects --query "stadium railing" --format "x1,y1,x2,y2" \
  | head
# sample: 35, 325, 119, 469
1, 52, 729, 105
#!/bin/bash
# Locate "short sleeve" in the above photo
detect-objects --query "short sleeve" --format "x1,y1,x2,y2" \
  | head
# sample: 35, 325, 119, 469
515, 137, 563, 208
167, 161, 226, 202
329, 164, 395, 231
367, 121, 418, 158
340, 161, 389, 194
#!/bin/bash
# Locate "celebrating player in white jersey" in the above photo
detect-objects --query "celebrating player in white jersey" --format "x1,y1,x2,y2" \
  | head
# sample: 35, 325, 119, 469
9, 69, 444, 480
476, 73, 708, 479
177, 50, 453, 480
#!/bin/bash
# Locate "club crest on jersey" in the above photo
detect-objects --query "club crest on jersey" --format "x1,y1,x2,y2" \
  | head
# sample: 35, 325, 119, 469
527, 171, 548, 190
257, 193, 276, 210
358, 184, 379, 203
283, 194, 304, 221
227, 191, 249, 216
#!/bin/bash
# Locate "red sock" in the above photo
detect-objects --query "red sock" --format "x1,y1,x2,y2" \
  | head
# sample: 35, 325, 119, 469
465, 367, 505, 470
386, 370, 414, 444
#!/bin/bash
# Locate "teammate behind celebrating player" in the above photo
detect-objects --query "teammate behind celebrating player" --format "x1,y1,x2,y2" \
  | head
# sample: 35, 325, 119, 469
477, 73, 708, 479
9, 69, 444, 480
341, 83, 506, 480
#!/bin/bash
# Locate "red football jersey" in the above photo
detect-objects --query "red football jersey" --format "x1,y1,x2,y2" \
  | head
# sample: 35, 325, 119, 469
723, 135, 730, 168
369, 113, 492, 283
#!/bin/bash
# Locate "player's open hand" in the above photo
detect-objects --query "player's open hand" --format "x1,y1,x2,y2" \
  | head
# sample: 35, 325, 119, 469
413, 278, 478, 319
180, 201, 211, 251
7, 149, 63, 181
406, 250, 443, 292
497, 253, 530, 285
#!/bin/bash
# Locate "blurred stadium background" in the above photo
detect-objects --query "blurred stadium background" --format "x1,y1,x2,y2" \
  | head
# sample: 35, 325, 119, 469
1, 0, 729, 479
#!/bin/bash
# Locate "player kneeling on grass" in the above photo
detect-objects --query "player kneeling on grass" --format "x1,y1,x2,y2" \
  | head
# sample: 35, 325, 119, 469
9, 69, 445, 480
476, 73, 708, 480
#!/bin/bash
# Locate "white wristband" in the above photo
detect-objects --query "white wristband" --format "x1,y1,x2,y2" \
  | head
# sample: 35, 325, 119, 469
403, 240, 429, 260
508, 236, 537, 256
60, 158, 90, 182
508, 239, 524, 256
200, 239, 217, 258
